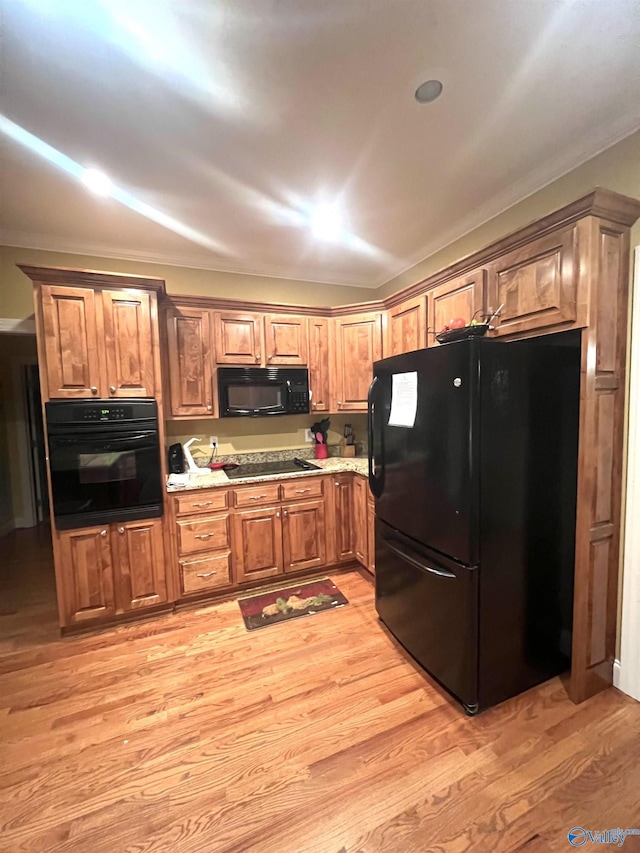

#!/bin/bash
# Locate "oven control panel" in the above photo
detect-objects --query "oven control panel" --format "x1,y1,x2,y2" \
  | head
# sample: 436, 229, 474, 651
81, 407, 129, 421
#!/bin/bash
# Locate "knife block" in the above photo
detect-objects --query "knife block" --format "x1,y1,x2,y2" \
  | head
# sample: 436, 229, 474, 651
340, 445, 356, 457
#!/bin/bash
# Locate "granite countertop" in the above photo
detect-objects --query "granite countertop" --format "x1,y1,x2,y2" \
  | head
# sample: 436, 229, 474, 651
167, 456, 369, 492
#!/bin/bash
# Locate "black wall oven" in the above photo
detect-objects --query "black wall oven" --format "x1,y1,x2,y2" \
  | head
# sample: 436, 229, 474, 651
45, 400, 163, 530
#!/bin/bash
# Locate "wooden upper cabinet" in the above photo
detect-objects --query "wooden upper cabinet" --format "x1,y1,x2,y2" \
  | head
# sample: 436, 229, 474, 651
40, 285, 101, 398
101, 290, 155, 398
233, 506, 283, 582
114, 519, 168, 612
282, 498, 326, 572
57, 526, 116, 625
214, 311, 263, 365
385, 296, 427, 357
487, 226, 577, 337
166, 307, 214, 417
333, 312, 383, 412
264, 315, 308, 365
429, 270, 486, 344
308, 317, 330, 412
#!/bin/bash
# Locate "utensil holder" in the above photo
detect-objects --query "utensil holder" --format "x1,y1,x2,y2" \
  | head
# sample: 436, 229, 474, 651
314, 444, 329, 459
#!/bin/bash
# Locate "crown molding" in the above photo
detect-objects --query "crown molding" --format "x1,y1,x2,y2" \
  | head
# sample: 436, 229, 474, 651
0, 231, 377, 291
377, 116, 640, 289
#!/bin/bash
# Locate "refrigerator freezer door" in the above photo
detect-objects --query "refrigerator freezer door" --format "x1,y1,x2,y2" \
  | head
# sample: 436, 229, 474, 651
371, 344, 479, 565
375, 520, 479, 711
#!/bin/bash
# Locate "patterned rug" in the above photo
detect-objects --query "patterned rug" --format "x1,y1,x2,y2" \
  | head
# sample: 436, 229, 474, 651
238, 577, 349, 631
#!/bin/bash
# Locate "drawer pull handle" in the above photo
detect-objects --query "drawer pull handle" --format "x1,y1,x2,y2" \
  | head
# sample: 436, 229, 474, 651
249, 494, 268, 500
193, 501, 213, 507
194, 533, 214, 539
295, 488, 311, 493
180, 557, 224, 566
196, 571, 217, 578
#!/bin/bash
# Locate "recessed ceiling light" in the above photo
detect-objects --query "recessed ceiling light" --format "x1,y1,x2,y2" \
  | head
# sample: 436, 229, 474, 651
309, 203, 343, 241
81, 167, 113, 196
414, 79, 443, 104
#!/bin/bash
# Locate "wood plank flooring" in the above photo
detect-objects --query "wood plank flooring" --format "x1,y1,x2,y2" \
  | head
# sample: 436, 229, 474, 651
1, 527, 640, 852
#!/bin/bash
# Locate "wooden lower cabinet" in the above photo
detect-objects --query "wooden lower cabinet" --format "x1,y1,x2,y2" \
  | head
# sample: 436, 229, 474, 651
57, 526, 116, 625
282, 499, 326, 572
180, 552, 232, 595
57, 518, 168, 627
353, 475, 368, 566
233, 506, 283, 582
331, 474, 354, 563
114, 519, 168, 611
367, 496, 376, 575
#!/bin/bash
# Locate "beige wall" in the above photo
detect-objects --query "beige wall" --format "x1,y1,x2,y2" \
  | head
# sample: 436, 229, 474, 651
0, 247, 373, 323
165, 413, 367, 460
379, 129, 640, 299
0, 334, 38, 532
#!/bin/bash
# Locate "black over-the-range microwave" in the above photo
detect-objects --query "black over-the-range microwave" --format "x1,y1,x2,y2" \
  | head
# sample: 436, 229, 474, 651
217, 367, 310, 417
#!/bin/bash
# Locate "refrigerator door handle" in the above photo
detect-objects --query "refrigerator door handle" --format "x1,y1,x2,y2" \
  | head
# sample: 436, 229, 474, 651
383, 537, 456, 579
368, 375, 382, 496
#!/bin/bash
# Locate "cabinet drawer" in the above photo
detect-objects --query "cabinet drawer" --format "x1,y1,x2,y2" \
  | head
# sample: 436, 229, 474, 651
280, 477, 325, 501
174, 490, 229, 516
180, 553, 232, 595
234, 483, 281, 507
177, 514, 231, 555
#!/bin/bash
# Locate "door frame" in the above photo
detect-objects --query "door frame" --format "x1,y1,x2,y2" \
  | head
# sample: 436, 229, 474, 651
10, 353, 39, 529
616, 246, 640, 702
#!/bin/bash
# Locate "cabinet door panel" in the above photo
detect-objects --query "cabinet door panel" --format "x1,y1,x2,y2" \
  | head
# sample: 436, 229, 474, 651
308, 317, 330, 413
487, 227, 577, 337
101, 290, 155, 397
233, 507, 283, 582
334, 313, 383, 411
265, 315, 308, 365
429, 270, 485, 344
332, 475, 354, 563
282, 499, 326, 572
41, 285, 101, 398
115, 519, 168, 611
353, 476, 368, 567
367, 497, 376, 575
167, 307, 213, 416
214, 312, 262, 364
385, 296, 427, 357
58, 526, 116, 624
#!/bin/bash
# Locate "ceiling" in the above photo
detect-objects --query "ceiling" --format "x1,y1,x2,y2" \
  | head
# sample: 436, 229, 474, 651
2, 0, 639, 289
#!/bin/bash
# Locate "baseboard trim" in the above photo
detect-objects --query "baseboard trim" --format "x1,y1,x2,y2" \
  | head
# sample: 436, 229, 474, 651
613, 659, 622, 690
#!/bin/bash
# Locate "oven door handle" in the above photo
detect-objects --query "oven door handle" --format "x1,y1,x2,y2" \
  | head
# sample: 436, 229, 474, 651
49, 433, 155, 447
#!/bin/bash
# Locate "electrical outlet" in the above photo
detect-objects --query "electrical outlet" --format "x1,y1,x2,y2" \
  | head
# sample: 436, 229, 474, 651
304, 429, 314, 443
209, 435, 218, 448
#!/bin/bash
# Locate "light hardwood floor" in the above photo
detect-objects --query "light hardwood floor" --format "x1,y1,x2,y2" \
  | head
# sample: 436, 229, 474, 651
1, 527, 640, 853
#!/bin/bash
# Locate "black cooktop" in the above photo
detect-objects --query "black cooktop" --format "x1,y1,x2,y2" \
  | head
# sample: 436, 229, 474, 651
224, 458, 321, 479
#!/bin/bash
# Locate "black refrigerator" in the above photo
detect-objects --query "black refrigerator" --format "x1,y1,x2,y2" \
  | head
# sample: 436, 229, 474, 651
368, 331, 581, 714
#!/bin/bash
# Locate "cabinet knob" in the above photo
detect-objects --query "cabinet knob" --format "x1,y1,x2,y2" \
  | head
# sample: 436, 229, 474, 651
91, 386, 98, 395
283, 509, 288, 516
207, 405, 212, 411
100, 529, 107, 537
255, 354, 260, 362
267, 353, 273, 360
109, 385, 116, 394
276, 511, 280, 518
337, 401, 342, 407
335, 481, 339, 487
118, 526, 125, 534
